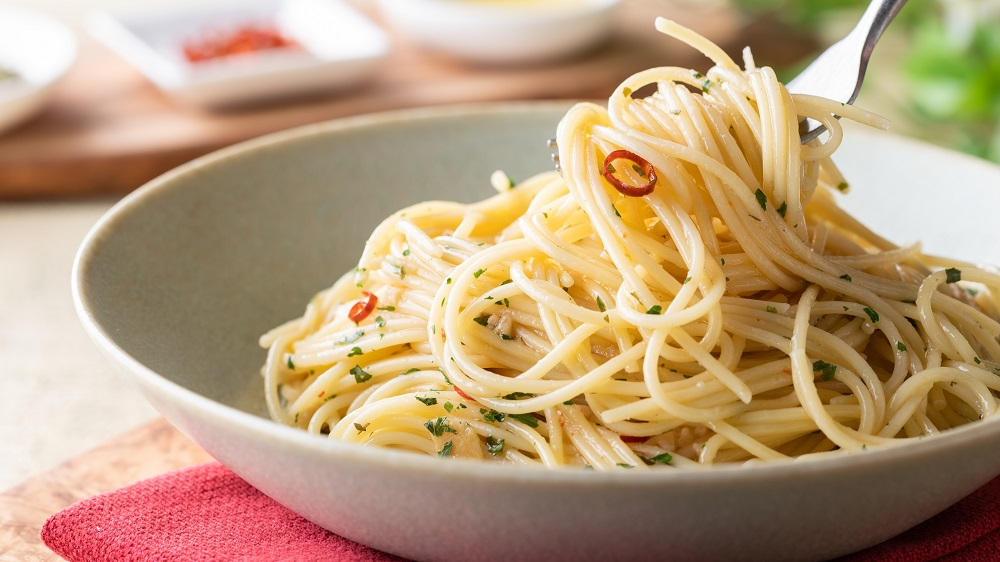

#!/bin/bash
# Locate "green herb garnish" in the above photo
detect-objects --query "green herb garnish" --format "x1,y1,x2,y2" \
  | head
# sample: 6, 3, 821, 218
509, 413, 539, 427
754, 188, 767, 210
350, 365, 372, 383
424, 417, 456, 436
813, 360, 837, 381
485, 436, 505, 456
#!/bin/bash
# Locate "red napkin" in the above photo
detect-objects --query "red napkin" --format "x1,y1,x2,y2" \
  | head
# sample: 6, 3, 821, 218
42, 462, 1000, 562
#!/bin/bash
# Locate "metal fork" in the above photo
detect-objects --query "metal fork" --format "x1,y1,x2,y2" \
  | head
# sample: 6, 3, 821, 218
547, 0, 907, 165
789, 0, 907, 142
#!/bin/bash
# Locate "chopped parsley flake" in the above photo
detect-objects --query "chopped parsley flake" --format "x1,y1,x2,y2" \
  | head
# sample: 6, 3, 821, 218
777, 201, 787, 218
474, 268, 486, 278
375, 315, 386, 328
813, 360, 837, 381
509, 413, 539, 427
438, 441, 453, 457
443, 402, 453, 412
354, 422, 369, 432
402, 248, 410, 256
480, 408, 506, 423
335, 330, 364, 345
445, 278, 452, 285
416, 396, 438, 406
836, 181, 849, 192
500, 333, 515, 341
646, 304, 663, 315
863, 307, 879, 323
500, 279, 513, 286
402, 367, 420, 375
350, 365, 372, 383
766, 305, 778, 313
596, 296, 607, 312
616, 463, 635, 469
347, 346, 363, 357
683, 276, 692, 284
286, 356, 295, 370
840, 274, 852, 281
974, 357, 982, 364
502, 392, 535, 400
378, 305, 395, 311
649, 452, 673, 464
425, 417, 456, 436
897, 342, 907, 352
611, 204, 621, 218
945, 268, 961, 284
485, 436, 505, 456
473, 315, 490, 327
754, 188, 767, 210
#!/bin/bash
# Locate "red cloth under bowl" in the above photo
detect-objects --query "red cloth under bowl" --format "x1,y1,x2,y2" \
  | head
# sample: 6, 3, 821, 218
41, 462, 1000, 561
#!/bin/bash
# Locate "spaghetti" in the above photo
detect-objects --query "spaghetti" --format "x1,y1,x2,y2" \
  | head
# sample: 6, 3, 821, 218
260, 19, 1000, 469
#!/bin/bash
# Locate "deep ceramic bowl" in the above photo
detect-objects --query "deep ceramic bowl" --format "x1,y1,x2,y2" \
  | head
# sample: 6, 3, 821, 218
73, 103, 1000, 562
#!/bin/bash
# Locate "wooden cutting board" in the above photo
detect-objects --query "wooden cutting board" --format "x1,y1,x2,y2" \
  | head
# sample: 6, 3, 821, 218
0, 419, 211, 560
0, 2, 814, 199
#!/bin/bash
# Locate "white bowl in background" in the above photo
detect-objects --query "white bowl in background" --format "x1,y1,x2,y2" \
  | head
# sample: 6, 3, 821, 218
73, 102, 1000, 561
87, 0, 389, 108
376, 0, 620, 64
0, 5, 76, 134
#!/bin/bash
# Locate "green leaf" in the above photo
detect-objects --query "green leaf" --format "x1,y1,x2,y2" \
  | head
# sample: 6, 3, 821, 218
509, 413, 539, 428
350, 365, 372, 383
812, 360, 837, 381
424, 417, 456, 436
863, 307, 879, 323
438, 441, 453, 457
415, 396, 437, 406
945, 268, 961, 283
649, 452, 672, 464
485, 436, 505, 456
754, 188, 767, 210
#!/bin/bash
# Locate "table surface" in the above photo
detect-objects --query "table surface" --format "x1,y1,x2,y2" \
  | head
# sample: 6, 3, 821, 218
0, 419, 211, 560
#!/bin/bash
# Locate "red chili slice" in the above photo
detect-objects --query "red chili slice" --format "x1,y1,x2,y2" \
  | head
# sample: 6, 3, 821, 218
348, 291, 378, 323
454, 386, 477, 402
602, 149, 657, 197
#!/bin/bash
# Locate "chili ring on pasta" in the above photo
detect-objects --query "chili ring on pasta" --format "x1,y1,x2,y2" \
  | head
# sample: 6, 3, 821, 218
260, 18, 1000, 470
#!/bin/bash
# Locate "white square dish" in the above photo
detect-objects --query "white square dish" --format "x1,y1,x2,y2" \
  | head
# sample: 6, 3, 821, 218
87, 0, 389, 108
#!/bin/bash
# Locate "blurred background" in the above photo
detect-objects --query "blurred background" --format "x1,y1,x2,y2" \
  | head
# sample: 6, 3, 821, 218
2, 0, 998, 489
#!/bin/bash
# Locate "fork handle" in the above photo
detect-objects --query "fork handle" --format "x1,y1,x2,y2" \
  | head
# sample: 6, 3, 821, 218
853, 0, 908, 101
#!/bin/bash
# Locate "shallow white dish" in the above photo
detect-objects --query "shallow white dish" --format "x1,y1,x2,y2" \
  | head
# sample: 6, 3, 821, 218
87, 0, 388, 108
376, 0, 620, 64
0, 5, 76, 134
74, 103, 1000, 561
